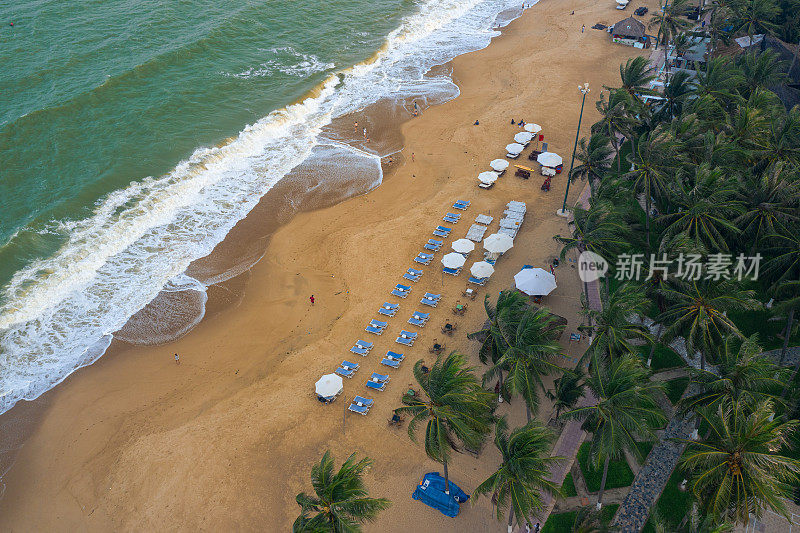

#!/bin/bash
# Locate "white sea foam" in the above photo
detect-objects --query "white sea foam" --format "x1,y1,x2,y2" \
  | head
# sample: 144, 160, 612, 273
227, 47, 335, 79
0, 0, 529, 414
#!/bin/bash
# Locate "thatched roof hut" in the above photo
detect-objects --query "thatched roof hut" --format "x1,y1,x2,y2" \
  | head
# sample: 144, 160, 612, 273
611, 17, 650, 47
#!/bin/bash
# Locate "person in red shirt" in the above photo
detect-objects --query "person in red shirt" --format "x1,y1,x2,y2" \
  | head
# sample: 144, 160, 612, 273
310, 295, 315, 305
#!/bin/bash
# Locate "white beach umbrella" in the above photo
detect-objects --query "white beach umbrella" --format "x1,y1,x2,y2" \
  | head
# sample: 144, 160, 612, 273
478, 171, 498, 184
537, 151, 563, 167
315, 373, 343, 398
616, 0, 629, 4
514, 268, 557, 296
524, 123, 542, 134
441, 252, 467, 269
471, 261, 495, 278
506, 143, 524, 155
514, 131, 534, 144
483, 233, 514, 254
490, 159, 509, 172
452, 238, 475, 254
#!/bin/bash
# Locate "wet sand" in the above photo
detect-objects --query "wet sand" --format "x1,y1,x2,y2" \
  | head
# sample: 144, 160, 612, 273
0, 0, 657, 530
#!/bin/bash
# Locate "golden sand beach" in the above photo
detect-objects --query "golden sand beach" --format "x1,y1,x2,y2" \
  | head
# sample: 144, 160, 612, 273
0, 0, 658, 529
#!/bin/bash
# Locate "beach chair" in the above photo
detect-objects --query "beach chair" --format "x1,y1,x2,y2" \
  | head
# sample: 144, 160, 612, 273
408, 316, 426, 327
399, 330, 417, 339
443, 215, 459, 224
445, 212, 461, 220
370, 319, 388, 329
341, 360, 360, 371
366, 325, 383, 335
424, 293, 442, 301
336, 366, 356, 378
421, 297, 438, 307
395, 336, 414, 347
403, 272, 420, 282
442, 266, 461, 276
350, 345, 370, 356
408, 268, 423, 277
415, 253, 433, 265
468, 276, 487, 286
433, 229, 449, 238
381, 358, 401, 368
452, 200, 470, 210
386, 351, 405, 361
366, 380, 386, 392
413, 311, 430, 320
435, 226, 452, 234
356, 340, 374, 350
378, 307, 397, 317
396, 284, 411, 291
371, 372, 390, 382
424, 240, 442, 251
348, 403, 370, 415
353, 395, 374, 408
391, 289, 409, 298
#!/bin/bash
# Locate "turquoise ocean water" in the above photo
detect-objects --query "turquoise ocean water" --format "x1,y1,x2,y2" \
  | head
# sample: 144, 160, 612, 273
0, 0, 523, 414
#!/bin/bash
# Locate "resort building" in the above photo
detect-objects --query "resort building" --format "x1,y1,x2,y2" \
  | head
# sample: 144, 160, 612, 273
609, 16, 651, 49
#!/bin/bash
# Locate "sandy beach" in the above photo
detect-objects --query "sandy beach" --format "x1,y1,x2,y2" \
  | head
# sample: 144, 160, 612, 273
0, 0, 657, 530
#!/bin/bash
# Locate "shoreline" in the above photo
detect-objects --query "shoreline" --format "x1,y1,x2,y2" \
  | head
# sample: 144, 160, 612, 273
0, 0, 657, 529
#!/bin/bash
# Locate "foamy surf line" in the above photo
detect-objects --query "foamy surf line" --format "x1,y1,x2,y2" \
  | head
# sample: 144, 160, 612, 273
0, 0, 531, 415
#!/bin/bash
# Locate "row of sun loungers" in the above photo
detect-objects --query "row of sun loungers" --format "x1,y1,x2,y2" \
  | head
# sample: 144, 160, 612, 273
340, 200, 472, 416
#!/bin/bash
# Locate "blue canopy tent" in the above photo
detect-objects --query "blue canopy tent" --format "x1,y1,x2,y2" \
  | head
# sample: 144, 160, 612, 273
411, 472, 470, 517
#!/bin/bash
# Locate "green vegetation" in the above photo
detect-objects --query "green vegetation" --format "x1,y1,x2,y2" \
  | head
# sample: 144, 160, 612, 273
635, 441, 655, 464
638, 343, 685, 371
542, 504, 620, 533
577, 442, 635, 492
541, 510, 577, 533
561, 471, 578, 497
665, 377, 690, 404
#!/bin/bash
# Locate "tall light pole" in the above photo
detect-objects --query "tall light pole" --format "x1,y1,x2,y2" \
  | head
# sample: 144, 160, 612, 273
557, 83, 590, 217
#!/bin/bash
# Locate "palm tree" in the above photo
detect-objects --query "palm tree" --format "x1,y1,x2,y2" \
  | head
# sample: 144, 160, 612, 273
735, 163, 798, 254
625, 128, 676, 248
649, 0, 692, 81
571, 506, 616, 532
679, 334, 788, 413
474, 417, 564, 532
659, 279, 761, 370
293, 451, 391, 532
468, 290, 529, 388
678, 399, 800, 526
570, 134, 613, 195
618, 56, 656, 100
593, 89, 635, 172
483, 307, 566, 421
656, 69, 694, 121
546, 366, 585, 419
397, 353, 495, 493
738, 49, 789, 96
562, 354, 666, 509
730, 0, 781, 41
582, 282, 652, 361
659, 165, 744, 253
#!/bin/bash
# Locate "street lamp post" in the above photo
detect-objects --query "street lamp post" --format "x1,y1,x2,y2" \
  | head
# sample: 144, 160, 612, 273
557, 83, 590, 217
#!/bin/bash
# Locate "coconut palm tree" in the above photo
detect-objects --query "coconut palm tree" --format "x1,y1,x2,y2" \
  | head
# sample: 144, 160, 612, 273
468, 290, 529, 388
546, 366, 585, 419
570, 134, 613, 195
582, 282, 652, 362
659, 165, 744, 253
618, 56, 656, 100
293, 451, 391, 532
562, 354, 666, 509
396, 352, 495, 493
738, 49, 789, 96
593, 89, 636, 172
570, 506, 616, 532
678, 399, 800, 526
656, 69, 694, 121
553, 200, 631, 267
483, 307, 566, 421
730, 0, 781, 41
474, 416, 564, 532
679, 334, 788, 413
735, 163, 798, 253
659, 279, 761, 370
649, 0, 692, 81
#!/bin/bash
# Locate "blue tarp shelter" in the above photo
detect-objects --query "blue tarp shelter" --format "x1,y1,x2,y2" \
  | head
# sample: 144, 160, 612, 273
411, 472, 470, 517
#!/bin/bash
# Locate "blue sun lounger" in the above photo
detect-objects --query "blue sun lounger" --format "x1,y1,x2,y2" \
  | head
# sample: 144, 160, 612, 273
433, 229, 449, 238
421, 297, 438, 307
370, 319, 388, 329
366, 380, 386, 391
396, 284, 411, 292
442, 266, 461, 276
435, 226, 452, 234
399, 330, 417, 339
424, 293, 442, 301
353, 395, 373, 407
403, 271, 421, 282
414, 253, 433, 265
379, 306, 397, 317
446, 212, 461, 220
371, 372, 390, 382
452, 200, 470, 210
341, 360, 360, 371
366, 325, 383, 335
386, 351, 405, 361
412, 311, 430, 321
468, 276, 487, 286
356, 340, 374, 350
350, 345, 370, 356
396, 336, 414, 347
392, 289, 409, 298
381, 358, 401, 368
336, 366, 356, 378
424, 239, 443, 251
443, 214, 459, 224
348, 403, 370, 415
408, 316, 426, 327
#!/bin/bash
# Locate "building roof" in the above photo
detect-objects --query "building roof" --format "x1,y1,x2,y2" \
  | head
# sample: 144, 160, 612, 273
612, 16, 646, 39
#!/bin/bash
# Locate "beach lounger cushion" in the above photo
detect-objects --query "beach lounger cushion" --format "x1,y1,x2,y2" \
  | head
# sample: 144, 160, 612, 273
356, 340, 373, 348
421, 298, 438, 307
391, 289, 409, 298
386, 351, 404, 360
400, 330, 418, 338
415, 256, 432, 265
371, 372, 390, 382
435, 226, 452, 233
442, 266, 460, 276
336, 367, 355, 378
366, 325, 383, 335
408, 317, 426, 327
342, 360, 360, 370
468, 276, 487, 286
353, 396, 373, 407
396, 284, 411, 291
381, 358, 401, 368
378, 307, 397, 316
366, 381, 386, 391
403, 273, 421, 282
408, 269, 423, 276
348, 403, 369, 415
433, 230, 449, 238
396, 337, 414, 346
350, 345, 370, 356
370, 319, 388, 329
424, 243, 440, 251
424, 293, 442, 300
413, 311, 430, 319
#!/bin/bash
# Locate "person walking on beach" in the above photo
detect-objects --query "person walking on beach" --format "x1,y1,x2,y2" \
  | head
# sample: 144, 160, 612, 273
363, 127, 367, 139
354, 121, 358, 133
581, 24, 585, 33
310, 295, 315, 305
174, 353, 180, 365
